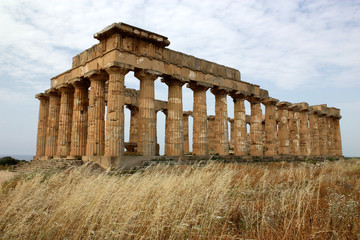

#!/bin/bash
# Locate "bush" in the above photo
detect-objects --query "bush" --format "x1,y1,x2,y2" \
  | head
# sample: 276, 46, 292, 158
0, 156, 26, 166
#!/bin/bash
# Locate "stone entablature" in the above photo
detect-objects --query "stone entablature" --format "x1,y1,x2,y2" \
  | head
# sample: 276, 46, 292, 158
34, 22, 343, 168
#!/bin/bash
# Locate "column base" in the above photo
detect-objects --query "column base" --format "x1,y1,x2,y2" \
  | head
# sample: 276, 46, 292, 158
83, 155, 154, 170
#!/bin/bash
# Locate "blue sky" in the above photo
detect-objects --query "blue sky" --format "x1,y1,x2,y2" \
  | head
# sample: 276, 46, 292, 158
0, 0, 359, 158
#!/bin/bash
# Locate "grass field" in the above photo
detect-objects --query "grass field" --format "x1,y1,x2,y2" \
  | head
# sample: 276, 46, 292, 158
0, 159, 359, 239
0, 170, 15, 185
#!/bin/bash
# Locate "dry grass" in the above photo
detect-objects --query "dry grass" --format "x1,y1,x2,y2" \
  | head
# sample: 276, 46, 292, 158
0, 170, 15, 185
0, 160, 359, 239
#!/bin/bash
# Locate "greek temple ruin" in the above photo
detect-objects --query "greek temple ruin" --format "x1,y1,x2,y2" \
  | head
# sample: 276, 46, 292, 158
34, 23, 343, 168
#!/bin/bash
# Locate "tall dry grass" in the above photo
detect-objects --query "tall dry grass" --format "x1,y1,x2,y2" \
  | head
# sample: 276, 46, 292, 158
0, 160, 359, 239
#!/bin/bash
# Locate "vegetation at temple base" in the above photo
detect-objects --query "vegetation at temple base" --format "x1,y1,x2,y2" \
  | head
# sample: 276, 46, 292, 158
0, 156, 27, 170
0, 160, 359, 239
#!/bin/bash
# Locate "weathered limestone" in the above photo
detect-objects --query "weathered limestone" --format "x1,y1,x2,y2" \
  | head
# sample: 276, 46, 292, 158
188, 83, 210, 156
162, 77, 185, 156
56, 84, 74, 157
35, 93, 49, 157
183, 111, 192, 154
70, 78, 89, 157
135, 69, 159, 156
211, 88, 229, 155
207, 116, 215, 153
309, 107, 321, 156
44, 90, 61, 156
296, 103, 311, 156
85, 70, 107, 156
230, 92, 248, 156
262, 98, 279, 156
127, 105, 139, 144
327, 107, 342, 156
104, 62, 133, 159
276, 101, 291, 155
247, 96, 264, 156
288, 104, 301, 156
228, 118, 235, 150
333, 116, 342, 157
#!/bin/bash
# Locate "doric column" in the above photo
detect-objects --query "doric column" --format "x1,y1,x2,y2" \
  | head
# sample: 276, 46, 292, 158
127, 105, 139, 144
183, 111, 192, 154
262, 98, 279, 156
247, 96, 264, 156
104, 63, 132, 158
327, 107, 338, 156
188, 83, 210, 156
297, 103, 311, 156
135, 69, 159, 156
162, 109, 169, 155
332, 111, 342, 157
162, 77, 185, 156
276, 101, 291, 155
211, 88, 229, 156
69, 78, 89, 157
45, 89, 61, 156
228, 118, 234, 150
288, 104, 301, 155
85, 70, 107, 156
309, 107, 321, 156
56, 84, 74, 157
35, 93, 49, 157
229, 92, 248, 156
207, 116, 215, 153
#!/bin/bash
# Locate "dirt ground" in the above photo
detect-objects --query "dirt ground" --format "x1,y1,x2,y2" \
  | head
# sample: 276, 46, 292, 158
0, 170, 16, 184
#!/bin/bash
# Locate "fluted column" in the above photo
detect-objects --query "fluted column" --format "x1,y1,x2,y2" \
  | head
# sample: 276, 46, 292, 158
188, 83, 209, 156
228, 118, 234, 150
135, 69, 159, 156
262, 98, 279, 156
104, 63, 132, 158
247, 97, 264, 156
297, 103, 311, 156
85, 70, 107, 156
45, 89, 61, 156
183, 111, 192, 154
211, 88, 229, 156
70, 78, 89, 157
35, 93, 49, 157
309, 108, 321, 156
230, 92, 248, 156
162, 77, 185, 156
127, 105, 139, 144
207, 116, 215, 153
333, 115, 342, 157
288, 104, 300, 155
326, 108, 336, 156
276, 101, 291, 155
56, 84, 74, 157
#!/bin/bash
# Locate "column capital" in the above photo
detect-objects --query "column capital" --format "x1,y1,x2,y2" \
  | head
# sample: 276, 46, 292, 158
262, 97, 279, 106
134, 68, 161, 81
84, 70, 108, 81
126, 104, 139, 112
288, 104, 300, 112
228, 117, 234, 123
35, 93, 49, 101
230, 90, 249, 100
293, 102, 309, 112
56, 83, 74, 93
210, 87, 230, 96
276, 101, 291, 110
104, 61, 133, 74
207, 115, 215, 120
161, 76, 186, 87
183, 111, 192, 117
45, 88, 60, 97
187, 81, 212, 91
246, 95, 266, 104
70, 77, 90, 89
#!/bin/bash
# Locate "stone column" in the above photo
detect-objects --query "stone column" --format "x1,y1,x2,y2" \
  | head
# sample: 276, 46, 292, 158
276, 101, 291, 155
247, 96, 264, 156
56, 84, 74, 157
211, 88, 229, 156
135, 69, 159, 156
288, 104, 301, 156
207, 116, 215, 153
69, 78, 89, 157
309, 108, 321, 156
85, 70, 107, 156
45, 89, 61, 156
229, 92, 248, 156
312, 104, 328, 156
262, 98, 279, 156
228, 118, 234, 150
327, 107, 337, 156
297, 103, 311, 156
162, 77, 185, 156
35, 93, 49, 157
183, 111, 192, 154
162, 109, 169, 155
333, 115, 342, 157
127, 105, 139, 144
188, 83, 209, 156
104, 63, 132, 158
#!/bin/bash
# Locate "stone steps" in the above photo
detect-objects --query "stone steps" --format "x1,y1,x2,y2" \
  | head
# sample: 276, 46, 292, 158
12, 159, 83, 173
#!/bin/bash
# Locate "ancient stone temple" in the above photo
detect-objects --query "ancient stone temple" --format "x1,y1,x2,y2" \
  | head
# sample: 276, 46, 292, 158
34, 22, 343, 168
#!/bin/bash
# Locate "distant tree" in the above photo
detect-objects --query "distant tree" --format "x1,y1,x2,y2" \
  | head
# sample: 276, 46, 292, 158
0, 156, 21, 166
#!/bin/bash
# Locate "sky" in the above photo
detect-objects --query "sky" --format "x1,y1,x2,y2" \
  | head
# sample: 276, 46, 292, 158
0, 0, 359, 159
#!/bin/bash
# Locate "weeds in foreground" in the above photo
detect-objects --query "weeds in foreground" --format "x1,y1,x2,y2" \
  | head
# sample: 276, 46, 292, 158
0, 160, 359, 239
